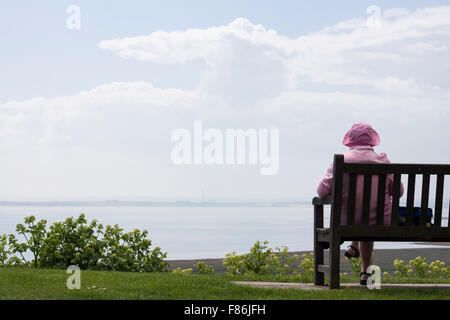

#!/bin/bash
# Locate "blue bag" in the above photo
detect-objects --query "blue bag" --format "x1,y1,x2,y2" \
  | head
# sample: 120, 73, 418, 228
398, 207, 433, 226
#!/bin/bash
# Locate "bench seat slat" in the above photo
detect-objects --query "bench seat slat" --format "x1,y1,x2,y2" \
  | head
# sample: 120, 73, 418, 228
340, 225, 450, 241
317, 264, 329, 275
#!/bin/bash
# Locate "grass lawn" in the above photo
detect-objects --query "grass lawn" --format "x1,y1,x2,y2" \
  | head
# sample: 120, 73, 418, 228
0, 268, 449, 300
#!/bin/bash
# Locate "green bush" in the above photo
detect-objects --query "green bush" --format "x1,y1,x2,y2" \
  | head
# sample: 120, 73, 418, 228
196, 261, 214, 274
0, 214, 168, 272
295, 252, 314, 278
428, 260, 449, 278
15, 216, 47, 268
0, 234, 9, 267
223, 240, 304, 277
223, 240, 273, 275
173, 267, 193, 274
39, 215, 104, 269
223, 241, 449, 281
394, 257, 449, 278
346, 257, 362, 277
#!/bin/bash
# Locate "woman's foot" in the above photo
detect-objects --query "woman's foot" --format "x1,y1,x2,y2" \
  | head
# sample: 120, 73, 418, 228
344, 245, 360, 259
360, 272, 371, 285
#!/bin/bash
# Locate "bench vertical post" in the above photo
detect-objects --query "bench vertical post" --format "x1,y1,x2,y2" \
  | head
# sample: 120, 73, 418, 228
420, 174, 430, 226
329, 154, 344, 289
361, 174, 372, 225
390, 174, 401, 226
376, 174, 387, 226
347, 173, 357, 226
314, 202, 325, 285
434, 174, 444, 227
406, 174, 416, 226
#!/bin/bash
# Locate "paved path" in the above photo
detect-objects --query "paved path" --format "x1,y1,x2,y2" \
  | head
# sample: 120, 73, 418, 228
231, 281, 450, 290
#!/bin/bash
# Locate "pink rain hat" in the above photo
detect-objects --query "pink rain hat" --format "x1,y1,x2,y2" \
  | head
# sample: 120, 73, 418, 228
342, 121, 380, 147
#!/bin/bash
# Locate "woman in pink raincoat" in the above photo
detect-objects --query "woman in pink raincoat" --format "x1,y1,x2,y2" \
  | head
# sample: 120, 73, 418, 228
317, 121, 404, 285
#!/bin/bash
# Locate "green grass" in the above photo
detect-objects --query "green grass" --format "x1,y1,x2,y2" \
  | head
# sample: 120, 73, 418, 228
0, 268, 449, 300
228, 273, 450, 284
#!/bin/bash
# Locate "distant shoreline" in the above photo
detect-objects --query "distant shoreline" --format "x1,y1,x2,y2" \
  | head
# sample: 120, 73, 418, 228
0, 200, 310, 207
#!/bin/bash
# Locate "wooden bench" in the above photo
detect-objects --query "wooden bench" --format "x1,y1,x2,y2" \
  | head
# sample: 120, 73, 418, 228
313, 154, 450, 289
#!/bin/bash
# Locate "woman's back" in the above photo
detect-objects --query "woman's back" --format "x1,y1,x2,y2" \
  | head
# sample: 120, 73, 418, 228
317, 122, 404, 226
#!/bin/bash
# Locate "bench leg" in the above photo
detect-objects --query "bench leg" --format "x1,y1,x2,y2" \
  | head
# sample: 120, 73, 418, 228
314, 204, 325, 286
329, 237, 341, 289
314, 238, 325, 286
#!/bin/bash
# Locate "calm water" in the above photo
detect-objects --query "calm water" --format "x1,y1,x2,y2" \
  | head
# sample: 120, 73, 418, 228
0, 206, 447, 260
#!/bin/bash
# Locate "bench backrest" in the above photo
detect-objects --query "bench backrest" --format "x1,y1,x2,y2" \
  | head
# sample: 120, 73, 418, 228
330, 154, 450, 229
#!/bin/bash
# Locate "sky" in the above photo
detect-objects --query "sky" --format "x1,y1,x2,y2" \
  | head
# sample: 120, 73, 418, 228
1, 1, 450, 201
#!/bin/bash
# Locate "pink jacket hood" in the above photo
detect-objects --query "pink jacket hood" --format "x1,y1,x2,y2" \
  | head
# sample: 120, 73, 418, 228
342, 121, 380, 147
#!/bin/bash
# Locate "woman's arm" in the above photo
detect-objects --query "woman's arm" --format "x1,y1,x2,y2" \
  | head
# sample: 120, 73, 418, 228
317, 162, 334, 198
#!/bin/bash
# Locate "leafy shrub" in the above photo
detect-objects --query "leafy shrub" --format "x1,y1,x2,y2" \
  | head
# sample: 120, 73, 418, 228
408, 256, 428, 277
393, 259, 408, 277
196, 261, 214, 274
0, 214, 168, 272
223, 251, 247, 275
223, 240, 304, 276
394, 257, 449, 278
173, 267, 193, 274
428, 260, 449, 278
223, 240, 275, 275
15, 216, 47, 268
97, 225, 167, 272
39, 215, 104, 269
223, 241, 449, 281
0, 234, 9, 267
346, 257, 362, 277
295, 252, 314, 278
245, 240, 273, 274
265, 246, 299, 276
1, 234, 28, 268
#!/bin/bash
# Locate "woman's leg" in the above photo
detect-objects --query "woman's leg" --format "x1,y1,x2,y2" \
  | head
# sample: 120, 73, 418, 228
359, 241, 374, 279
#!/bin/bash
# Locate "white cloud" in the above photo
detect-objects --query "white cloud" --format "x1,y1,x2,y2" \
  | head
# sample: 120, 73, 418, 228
99, 7, 450, 95
0, 82, 202, 148
99, 18, 292, 103
99, 18, 287, 63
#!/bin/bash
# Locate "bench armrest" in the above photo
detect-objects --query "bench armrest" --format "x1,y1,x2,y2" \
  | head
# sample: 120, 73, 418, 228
312, 195, 332, 206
